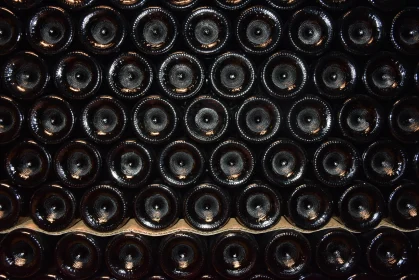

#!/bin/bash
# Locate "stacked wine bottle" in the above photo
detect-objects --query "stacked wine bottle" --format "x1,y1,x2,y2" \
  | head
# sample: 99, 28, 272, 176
0, 0, 419, 279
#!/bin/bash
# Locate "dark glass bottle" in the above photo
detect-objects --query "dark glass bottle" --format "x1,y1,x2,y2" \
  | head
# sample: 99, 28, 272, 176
363, 140, 407, 186
110, 0, 146, 9
105, 233, 153, 280
264, 230, 311, 279
158, 52, 204, 100
58, 0, 96, 10
0, 8, 21, 55
313, 52, 357, 99
0, 229, 46, 279
262, 139, 307, 186
313, 138, 360, 187
4, 0, 43, 9
210, 52, 255, 100
313, 229, 360, 277
79, 6, 126, 55
337, 181, 384, 231
362, 228, 412, 277
108, 52, 153, 99
338, 95, 383, 143
132, 96, 178, 144
388, 182, 419, 230
236, 6, 282, 55
299, 273, 328, 279
54, 140, 101, 188
363, 52, 407, 100
367, 0, 406, 11
415, 62, 419, 93
414, 151, 419, 179
0, 96, 23, 145
249, 275, 274, 280
54, 51, 102, 100
27, 6, 73, 55
266, 0, 305, 10
287, 95, 333, 143
107, 140, 153, 188
159, 140, 204, 187
164, 0, 199, 10
34, 274, 63, 280
339, 7, 385, 56
389, 96, 419, 143
318, 0, 353, 10
183, 7, 229, 55
132, 7, 178, 55
347, 273, 371, 280
215, 0, 252, 10
184, 183, 231, 231
28, 95, 75, 144
288, 7, 334, 56
2, 51, 49, 100
80, 184, 129, 232
134, 184, 180, 230
55, 232, 101, 279
286, 183, 333, 230
81, 96, 127, 144
0, 182, 22, 231
211, 231, 259, 279
5, 140, 51, 187
185, 96, 229, 143
30, 184, 77, 232
209, 139, 255, 187
159, 232, 206, 279
261, 51, 308, 99
236, 96, 282, 143
235, 183, 282, 230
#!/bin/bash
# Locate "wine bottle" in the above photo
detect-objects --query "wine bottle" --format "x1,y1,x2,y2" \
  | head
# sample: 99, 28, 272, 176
235, 182, 282, 230
368, 0, 406, 11
108, 52, 153, 99
0, 229, 47, 278
110, 0, 147, 9
287, 95, 333, 143
28, 95, 75, 144
54, 51, 102, 100
210, 52, 255, 99
318, 0, 353, 10
4, 0, 43, 9
133, 184, 180, 230
79, 6, 127, 54
401, 275, 419, 280
183, 7, 230, 55
236, 96, 282, 143
285, 183, 333, 230
215, 0, 252, 10
132, 7, 178, 55
261, 51, 308, 99
164, 0, 199, 10
5, 140, 51, 187
80, 184, 129, 232
347, 273, 371, 280
54, 139, 102, 188
313, 138, 360, 187
262, 138, 307, 186
2, 51, 49, 99
338, 95, 383, 143
299, 273, 328, 279
184, 96, 229, 143
158, 52, 204, 100
107, 140, 153, 188
389, 96, 419, 143
58, 0, 95, 10
312, 229, 360, 277
415, 62, 419, 93
362, 140, 407, 186
159, 232, 206, 279
81, 95, 127, 144
339, 6, 385, 56
288, 6, 334, 56
27, 6, 74, 55
0, 8, 21, 55
236, 6, 282, 55
337, 181, 384, 231
209, 139, 255, 187
30, 184, 77, 232
0, 96, 23, 145
363, 52, 407, 100
55, 232, 102, 279
266, 0, 305, 10
414, 151, 419, 179
211, 231, 259, 279
0, 182, 22, 231
132, 96, 179, 144
34, 273, 63, 280
388, 182, 419, 230
105, 233, 153, 280
183, 183, 231, 231
158, 140, 204, 187
263, 230, 311, 279
313, 52, 357, 99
